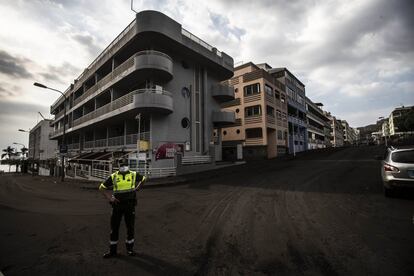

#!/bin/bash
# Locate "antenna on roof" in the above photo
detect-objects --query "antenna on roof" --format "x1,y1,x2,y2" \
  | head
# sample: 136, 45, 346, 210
131, 0, 138, 13
38, 112, 46, 120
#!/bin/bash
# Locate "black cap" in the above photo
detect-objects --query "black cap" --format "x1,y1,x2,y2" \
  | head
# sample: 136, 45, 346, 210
118, 158, 128, 167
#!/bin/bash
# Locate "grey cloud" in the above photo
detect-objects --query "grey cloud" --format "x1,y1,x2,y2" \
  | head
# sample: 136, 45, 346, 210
300, 0, 414, 69
39, 62, 81, 84
0, 84, 21, 98
209, 11, 246, 40
71, 33, 102, 57
0, 50, 33, 79
0, 100, 49, 120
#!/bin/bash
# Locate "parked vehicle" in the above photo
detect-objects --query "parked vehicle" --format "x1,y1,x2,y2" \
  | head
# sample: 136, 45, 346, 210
380, 146, 414, 197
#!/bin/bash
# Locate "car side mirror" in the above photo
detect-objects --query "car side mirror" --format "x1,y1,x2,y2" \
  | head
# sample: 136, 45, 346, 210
374, 155, 383, 160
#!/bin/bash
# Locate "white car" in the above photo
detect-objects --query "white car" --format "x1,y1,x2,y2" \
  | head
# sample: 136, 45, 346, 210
381, 146, 414, 197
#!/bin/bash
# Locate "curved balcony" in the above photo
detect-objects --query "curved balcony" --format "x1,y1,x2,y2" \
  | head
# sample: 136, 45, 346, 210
134, 50, 173, 82
133, 89, 173, 114
211, 83, 234, 102
212, 111, 235, 127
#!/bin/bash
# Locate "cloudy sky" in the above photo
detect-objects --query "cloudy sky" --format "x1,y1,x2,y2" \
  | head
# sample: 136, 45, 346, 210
0, 0, 413, 151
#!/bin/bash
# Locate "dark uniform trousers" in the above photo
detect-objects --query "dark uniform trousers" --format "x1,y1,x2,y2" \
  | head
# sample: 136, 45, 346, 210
110, 199, 136, 251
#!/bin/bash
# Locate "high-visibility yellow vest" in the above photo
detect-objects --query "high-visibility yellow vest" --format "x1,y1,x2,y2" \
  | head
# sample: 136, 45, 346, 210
111, 171, 137, 194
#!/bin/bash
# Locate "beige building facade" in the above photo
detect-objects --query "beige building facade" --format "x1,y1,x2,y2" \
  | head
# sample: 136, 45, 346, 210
219, 63, 289, 160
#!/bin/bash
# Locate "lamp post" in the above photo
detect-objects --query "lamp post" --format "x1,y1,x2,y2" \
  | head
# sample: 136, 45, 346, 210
34, 82, 67, 182
12, 142, 27, 156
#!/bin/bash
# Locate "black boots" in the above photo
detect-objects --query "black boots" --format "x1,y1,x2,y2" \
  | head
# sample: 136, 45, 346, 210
126, 241, 136, 256
103, 242, 136, 258
103, 244, 117, 258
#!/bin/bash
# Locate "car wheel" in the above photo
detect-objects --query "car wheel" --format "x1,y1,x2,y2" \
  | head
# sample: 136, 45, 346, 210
384, 186, 394, 197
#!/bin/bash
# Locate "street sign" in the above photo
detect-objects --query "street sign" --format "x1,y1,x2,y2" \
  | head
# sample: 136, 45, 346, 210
137, 140, 150, 151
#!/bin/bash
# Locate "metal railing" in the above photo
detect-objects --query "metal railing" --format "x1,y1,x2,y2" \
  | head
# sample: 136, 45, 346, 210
84, 141, 94, 149
125, 132, 150, 144
135, 88, 172, 96
51, 19, 137, 111
181, 155, 212, 165
73, 54, 136, 106
182, 28, 222, 57
136, 50, 173, 62
73, 90, 135, 127
95, 138, 107, 148
108, 136, 124, 147
67, 143, 80, 150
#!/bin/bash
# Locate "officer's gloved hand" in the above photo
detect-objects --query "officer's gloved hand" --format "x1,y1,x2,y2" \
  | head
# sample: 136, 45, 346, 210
109, 195, 120, 205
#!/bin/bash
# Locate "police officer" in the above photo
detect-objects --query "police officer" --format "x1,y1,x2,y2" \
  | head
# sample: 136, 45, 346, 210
99, 158, 146, 258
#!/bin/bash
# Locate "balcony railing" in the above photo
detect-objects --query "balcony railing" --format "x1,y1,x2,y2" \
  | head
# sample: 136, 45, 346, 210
83, 132, 150, 150
266, 115, 276, 125
245, 115, 263, 124
73, 90, 135, 128
67, 143, 80, 150
51, 19, 137, 113
73, 54, 136, 106
182, 28, 222, 57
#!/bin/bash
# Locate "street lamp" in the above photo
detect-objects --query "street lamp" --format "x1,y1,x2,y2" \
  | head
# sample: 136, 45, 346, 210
13, 142, 27, 161
34, 82, 67, 182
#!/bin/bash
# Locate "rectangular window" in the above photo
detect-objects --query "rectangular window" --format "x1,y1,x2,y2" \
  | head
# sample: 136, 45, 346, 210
282, 112, 287, 121
246, 128, 263, 138
281, 95, 286, 103
266, 105, 274, 117
287, 87, 296, 101
297, 95, 304, 105
276, 109, 282, 119
275, 91, 280, 100
243, 83, 260, 96
265, 84, 273, 96
245, 105, 261, 117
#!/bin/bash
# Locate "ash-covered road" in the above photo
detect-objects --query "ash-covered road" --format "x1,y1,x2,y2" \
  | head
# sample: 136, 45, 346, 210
1, 146, 413, 275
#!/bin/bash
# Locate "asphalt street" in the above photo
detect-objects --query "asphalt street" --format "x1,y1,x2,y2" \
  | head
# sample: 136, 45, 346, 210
0, 146, 413, 275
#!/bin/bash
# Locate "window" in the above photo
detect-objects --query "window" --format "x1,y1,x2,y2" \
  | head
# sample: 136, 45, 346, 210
245, 105, 261, 117
246, 128, 263, 138
275, 91, 280, 100
282, 112, 287, 121
236, 129, 240, 134
287, 87, 296, 100
236, 108, 240, 113
281, 95, 286, 103
243, 83, 260, 96
266, 105, 275, 117
277, 130, 283, 140
235, 88, 238, 93
297, 95, 304, 105
265, 84, 273, 96
276, 109, 282, 119
223, 131, 227, 136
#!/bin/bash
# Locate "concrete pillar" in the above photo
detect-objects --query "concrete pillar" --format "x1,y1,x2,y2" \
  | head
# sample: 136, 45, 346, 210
124, 120, 127, 146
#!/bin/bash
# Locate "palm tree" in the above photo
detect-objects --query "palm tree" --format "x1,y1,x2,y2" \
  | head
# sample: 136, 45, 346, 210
1, 146, 16, 172
21, 147, 28, 159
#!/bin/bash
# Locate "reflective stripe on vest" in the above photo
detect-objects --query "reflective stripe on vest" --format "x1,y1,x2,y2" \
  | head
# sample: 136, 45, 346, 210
111, 171, 137, 194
